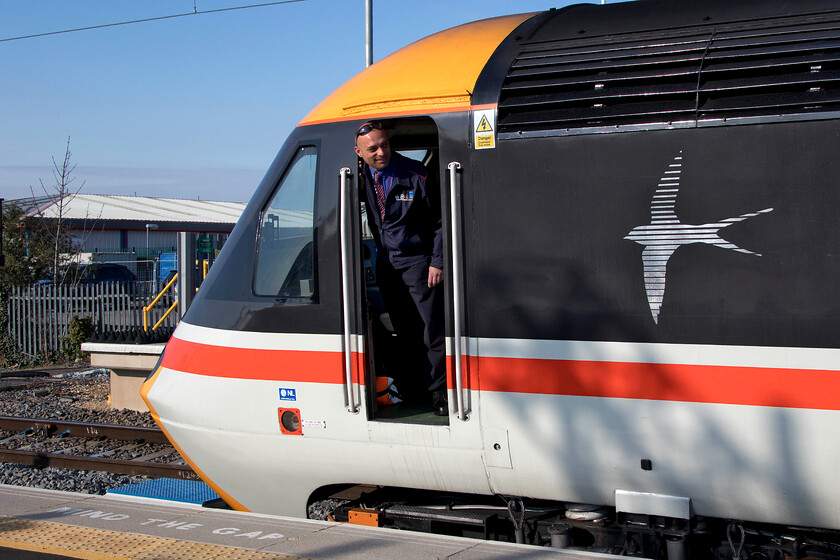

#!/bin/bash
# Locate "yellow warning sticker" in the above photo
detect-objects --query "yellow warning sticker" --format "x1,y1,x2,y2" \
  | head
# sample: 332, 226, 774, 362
473, 109, 496, 150
476, 134, 495, 149
476, 114, 493, 132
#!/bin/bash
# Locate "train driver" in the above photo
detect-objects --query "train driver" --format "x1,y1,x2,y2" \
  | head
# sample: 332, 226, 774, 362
354, 121, 447, 416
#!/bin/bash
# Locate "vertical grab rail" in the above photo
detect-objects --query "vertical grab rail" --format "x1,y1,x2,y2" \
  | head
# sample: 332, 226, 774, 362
339, 167, 358, 413
448, 161, 467, 421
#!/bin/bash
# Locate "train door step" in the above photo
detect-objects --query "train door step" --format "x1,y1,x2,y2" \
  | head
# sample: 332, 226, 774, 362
373, 401, 449, 425
107, 478, 226, 508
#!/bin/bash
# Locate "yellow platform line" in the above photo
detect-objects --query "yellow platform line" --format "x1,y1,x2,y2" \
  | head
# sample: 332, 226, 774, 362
0, 516, 311, 560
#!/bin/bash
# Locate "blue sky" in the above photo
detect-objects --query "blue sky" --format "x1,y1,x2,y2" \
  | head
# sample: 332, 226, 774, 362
1, 1, 575, 203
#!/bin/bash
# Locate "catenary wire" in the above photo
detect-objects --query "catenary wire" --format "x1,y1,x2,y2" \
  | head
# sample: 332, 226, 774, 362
0, 0, 306, 43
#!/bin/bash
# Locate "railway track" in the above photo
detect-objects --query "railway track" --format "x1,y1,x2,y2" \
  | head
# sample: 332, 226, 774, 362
0, 416, 197, 480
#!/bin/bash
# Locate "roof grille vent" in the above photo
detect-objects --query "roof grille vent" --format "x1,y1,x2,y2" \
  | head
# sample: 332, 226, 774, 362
498, 12, 840, 136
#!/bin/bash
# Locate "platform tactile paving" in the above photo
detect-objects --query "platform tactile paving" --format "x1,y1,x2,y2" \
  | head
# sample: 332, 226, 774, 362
0, 517, 312, 560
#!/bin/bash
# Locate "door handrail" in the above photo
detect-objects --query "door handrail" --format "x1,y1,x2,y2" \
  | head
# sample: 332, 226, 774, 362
448, 161, 467, 421
339, 167, 358, 413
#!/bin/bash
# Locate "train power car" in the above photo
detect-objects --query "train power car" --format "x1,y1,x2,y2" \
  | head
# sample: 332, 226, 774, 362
142, 0, 840, 557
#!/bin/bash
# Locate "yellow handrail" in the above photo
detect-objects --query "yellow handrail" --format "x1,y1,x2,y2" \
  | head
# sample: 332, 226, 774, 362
142, 256, 212, 332
152, 299, 179, 331
143, 273, 179, 332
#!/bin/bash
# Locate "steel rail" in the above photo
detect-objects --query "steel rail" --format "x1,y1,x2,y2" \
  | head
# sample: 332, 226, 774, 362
0, 416, 196, 479
0, 448, 198, 480
0, 416, 170, 444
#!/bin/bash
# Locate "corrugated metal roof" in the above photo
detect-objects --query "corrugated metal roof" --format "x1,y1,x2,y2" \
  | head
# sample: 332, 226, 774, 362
27, 194, 246, 225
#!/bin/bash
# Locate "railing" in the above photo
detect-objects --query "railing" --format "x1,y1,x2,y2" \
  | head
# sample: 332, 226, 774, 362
141, 256, 213, 332
143, 273, 179, 332
4, 282, 178, 357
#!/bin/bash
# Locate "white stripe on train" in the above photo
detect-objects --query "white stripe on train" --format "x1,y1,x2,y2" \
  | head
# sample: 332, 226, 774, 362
174, 321, 840, 372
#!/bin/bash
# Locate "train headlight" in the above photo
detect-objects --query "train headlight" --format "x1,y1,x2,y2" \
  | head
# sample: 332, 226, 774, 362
278, 408, 302, 435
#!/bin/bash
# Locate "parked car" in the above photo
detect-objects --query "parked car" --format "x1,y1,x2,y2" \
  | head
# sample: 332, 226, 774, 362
34, 263, 137, 286
76, 263, 137, 284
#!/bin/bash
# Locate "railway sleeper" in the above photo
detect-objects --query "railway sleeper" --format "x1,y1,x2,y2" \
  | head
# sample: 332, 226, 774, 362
90, 443, 142, 458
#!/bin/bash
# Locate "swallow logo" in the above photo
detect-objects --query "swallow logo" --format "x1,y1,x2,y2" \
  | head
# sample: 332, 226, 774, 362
624, 152, 773, 324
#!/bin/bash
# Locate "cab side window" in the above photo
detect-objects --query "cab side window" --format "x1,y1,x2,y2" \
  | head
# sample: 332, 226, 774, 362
254, 146, 318, 300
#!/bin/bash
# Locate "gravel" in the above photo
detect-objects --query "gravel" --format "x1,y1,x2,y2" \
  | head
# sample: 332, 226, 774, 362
0, 464, 143, 495
0, 368, 155, 494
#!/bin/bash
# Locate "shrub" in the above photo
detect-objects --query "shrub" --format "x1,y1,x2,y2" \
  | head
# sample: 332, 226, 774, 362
63, 315, 93, 361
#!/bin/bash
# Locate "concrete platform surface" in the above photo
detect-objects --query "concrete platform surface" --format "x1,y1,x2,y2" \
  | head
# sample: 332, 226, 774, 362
0, 485, 616, 560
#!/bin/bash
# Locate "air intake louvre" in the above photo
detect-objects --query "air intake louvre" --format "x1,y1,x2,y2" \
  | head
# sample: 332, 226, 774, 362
498, 13, 840, 136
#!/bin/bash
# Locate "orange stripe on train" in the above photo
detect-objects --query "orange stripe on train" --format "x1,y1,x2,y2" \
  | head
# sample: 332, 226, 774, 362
162, 336, 349, 384
161, 337, 840, 410
478, 356, 840, 410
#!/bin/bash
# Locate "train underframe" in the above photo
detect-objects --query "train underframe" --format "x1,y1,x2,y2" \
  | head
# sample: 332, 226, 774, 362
309, 485, 840, 559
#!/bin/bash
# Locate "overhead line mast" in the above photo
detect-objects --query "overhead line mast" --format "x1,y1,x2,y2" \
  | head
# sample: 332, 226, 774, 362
365, 0, 373, 68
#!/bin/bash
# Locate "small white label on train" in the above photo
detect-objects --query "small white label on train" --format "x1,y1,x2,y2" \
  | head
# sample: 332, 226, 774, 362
278, 388, 297, 401
303, 419, 326, 429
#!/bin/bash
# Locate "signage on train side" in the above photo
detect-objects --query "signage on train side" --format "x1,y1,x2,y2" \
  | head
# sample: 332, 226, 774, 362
473, 108, 496, 150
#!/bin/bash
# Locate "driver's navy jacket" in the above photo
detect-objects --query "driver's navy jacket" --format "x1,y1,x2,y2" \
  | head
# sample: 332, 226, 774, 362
361, 152, 443, 270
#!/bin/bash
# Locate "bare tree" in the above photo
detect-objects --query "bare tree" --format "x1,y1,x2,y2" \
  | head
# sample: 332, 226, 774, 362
29, 136, 99, 285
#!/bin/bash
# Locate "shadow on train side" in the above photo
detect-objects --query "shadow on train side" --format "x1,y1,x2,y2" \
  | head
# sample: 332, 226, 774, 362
467, 256, 824, 555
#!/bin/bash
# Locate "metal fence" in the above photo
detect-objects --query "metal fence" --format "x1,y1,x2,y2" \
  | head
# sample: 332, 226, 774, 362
5, 281, 178, 357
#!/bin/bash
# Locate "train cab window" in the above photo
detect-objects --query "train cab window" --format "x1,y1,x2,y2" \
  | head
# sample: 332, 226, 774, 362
254, 146, 318, 300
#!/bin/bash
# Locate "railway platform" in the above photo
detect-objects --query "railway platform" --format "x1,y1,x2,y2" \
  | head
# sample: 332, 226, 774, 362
0, 484, 613, 559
